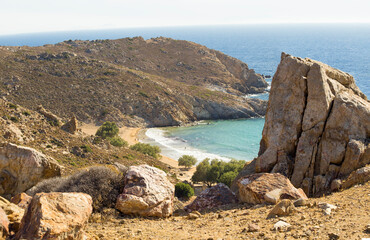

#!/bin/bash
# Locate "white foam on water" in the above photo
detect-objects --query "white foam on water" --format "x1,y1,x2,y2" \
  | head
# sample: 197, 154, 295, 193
142, 128, 230, 163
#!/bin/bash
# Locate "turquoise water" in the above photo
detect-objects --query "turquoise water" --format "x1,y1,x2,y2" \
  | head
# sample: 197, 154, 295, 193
1, 24, 369, 161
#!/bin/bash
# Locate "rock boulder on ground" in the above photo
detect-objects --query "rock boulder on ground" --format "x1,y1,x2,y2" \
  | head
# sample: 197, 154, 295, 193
341, 166, 370, 189
0, 143, 62, 196
0, 208, 9, 239
0, 196, 24, 234
234, 53, 369, 197
61, 115, 78, 134
185, 183, 238, 212
116, 165, 174, 217
237, 173, 307, 205
15, 192, 92, 240
267, 199, 296, 218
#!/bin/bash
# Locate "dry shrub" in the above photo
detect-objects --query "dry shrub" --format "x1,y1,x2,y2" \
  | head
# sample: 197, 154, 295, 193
27, 166, 124, 212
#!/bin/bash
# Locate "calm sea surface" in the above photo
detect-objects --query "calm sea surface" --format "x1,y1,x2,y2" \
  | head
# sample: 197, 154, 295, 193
1, 24, 369, 161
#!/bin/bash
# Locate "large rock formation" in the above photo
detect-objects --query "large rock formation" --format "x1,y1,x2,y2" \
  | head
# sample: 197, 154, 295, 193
116, 165, 174, 217
15, 192, 92, 240
185, 183, 238, 212
0, 143, 63, 196
235, 53, 369, 196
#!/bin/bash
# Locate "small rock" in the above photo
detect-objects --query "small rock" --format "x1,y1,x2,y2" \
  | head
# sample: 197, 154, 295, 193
268, 199, 296, 218
247, 224, 260, 232
273, 221, 291, 232
328, 233, 340, 240
330, 179, 342, 191
318, 202, 337, 215
293, 198, 308, 207
187, 213, 199, 220
10, 193, 32, 210
364, 224, 370, 234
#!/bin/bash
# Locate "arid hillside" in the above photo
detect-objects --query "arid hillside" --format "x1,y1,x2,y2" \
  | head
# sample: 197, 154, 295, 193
0, 37, 267, 127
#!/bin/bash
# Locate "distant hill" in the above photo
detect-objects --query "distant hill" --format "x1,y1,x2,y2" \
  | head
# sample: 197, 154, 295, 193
0, 37, 267, 127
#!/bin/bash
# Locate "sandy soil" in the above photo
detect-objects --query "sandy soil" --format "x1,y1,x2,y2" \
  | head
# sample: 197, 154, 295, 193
86, 181, 370, 240
80, 124, 195, 181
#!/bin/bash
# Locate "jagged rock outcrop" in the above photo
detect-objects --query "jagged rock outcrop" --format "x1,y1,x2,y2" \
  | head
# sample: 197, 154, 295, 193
185, 183, 238, 212
116, 165, 174, 217
0, 143, 63, 196
237, 173, 307, 204
0, 197, 24, 234
10, 193, 32, 210
15, 192, 92, 240
235, 53, 369, 196
0, 208, 9, 239
61, 115, 78, 134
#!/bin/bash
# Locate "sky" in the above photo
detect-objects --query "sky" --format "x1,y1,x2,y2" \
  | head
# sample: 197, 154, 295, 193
1, 0, 370, 35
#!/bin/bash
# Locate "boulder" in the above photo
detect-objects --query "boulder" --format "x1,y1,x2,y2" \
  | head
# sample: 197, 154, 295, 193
236, 53, 369, 196
0, 196, 24, 234
0, 143, 62, 196
0, 208, 9, 239
273, 220, 291, 231
10, 193, 32, 209
237, 173, 307, 205
37, 105, 62, 126
185, 183, 238, 212
341, 166, 370, 189
61, 115, 78, 134
115, 165, 174, 217
15, 192, 92, 240
267, 199, 296, 218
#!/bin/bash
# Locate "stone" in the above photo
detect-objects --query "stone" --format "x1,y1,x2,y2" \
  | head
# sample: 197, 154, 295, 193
37, 105, 62, 126
237, 53, 369, 197
237, 173, 307, 205
115, 165, 174, 218
318, 202, 337, 215
267, 199, 296, 218
330, 179, 342, 192
341, 166, 370, 189
364, 224, 370, 234
61, 115, 78, 134
273, 221, 291, 231
328, 233, 340, 240
187, 212, 201, 220
185, 183, 237, 212
0, 143, 63, 196
293, 198, 308, 207
0, 196, 24, 234
0, 208, 9, 238
10, 193, 32, 209
247, 223, 259, 232
15, 192, 92, 240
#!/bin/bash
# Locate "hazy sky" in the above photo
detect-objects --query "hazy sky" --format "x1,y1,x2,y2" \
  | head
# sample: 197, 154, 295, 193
1, 0, 370, 35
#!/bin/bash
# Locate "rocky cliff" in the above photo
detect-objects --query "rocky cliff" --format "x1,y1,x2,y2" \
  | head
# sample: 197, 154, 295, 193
0, 37, 268, 127
234, 53, 369, 196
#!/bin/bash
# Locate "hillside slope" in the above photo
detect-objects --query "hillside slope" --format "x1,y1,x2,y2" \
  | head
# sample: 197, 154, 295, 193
0, 37, 267, 127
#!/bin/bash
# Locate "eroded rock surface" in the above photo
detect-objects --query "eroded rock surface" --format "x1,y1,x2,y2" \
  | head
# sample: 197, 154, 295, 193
116, 165, 174, 217
185, 183, 237, 212
15, 192, 92, 240
0, 143, 62, 196
237, 173, 307, 205
235, 53, 369, 196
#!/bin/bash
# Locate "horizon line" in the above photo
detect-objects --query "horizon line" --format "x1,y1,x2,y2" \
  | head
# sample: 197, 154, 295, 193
1, 22, 370, 37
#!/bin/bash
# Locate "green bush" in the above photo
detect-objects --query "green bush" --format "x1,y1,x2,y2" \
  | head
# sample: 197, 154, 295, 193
96, 121, 119, 139
175, 182, 194, 199
80, 145, 92, 153
178, 155, 197, 169
8, 103, 17, 110
130, 143, 161, 159
27, 166, 124, 212
191, 159, 245, 187
110, 136, 128, 147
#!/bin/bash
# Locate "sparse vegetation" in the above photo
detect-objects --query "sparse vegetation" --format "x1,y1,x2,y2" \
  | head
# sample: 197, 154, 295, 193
80, 145, 92, 153
110, 136, 128, 147
130, 143, 161, 159
191, 158, 245, 187
27, 166, 124, 211
10, 116, 19, 123
175, 182, 194, 199
178, 155, 197, 169
8, 103, 17, 110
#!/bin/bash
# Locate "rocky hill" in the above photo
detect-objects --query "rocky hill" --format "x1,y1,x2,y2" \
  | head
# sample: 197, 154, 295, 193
0, 37, 267, 127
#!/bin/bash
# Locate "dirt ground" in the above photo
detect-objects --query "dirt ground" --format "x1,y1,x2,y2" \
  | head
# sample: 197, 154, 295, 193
86, 181, 370, 240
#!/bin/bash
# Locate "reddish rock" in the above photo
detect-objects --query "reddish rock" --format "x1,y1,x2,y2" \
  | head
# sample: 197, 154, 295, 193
0, 208, 9, 238
15, 192, 92, 240
185, 183, 238, 212
267, 199, 296, 218
116, 165, 174, 218
10, 193, 32, 209
237, 173, 307, 205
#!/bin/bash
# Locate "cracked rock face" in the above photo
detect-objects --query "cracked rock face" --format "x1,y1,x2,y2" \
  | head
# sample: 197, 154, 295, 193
239, 53, 369, 197
115, 165, 174, 217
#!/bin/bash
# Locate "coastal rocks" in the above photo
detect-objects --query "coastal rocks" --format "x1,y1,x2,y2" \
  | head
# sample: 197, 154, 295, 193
237, 173, 307, 205
15, 192, 92, 240
0, 143, 62, 196
115, 165, 174, 218
240, 53, 369, 196
185, 183, 238, 212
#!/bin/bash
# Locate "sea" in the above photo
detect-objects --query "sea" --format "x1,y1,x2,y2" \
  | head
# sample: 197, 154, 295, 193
1, 24, 369, 162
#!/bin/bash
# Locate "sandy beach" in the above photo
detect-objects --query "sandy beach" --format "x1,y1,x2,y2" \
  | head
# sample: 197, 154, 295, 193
80, 124, 195, 181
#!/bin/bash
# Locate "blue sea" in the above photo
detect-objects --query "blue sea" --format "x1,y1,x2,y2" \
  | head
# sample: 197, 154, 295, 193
1, 24, 369, 161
